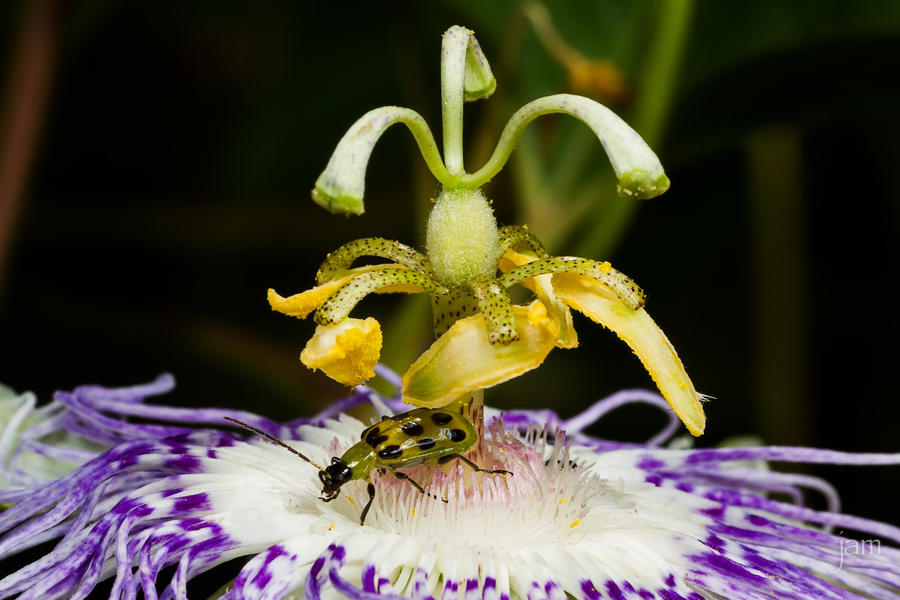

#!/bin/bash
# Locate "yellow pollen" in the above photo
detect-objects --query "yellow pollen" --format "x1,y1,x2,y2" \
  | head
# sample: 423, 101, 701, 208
570, 519, 581, 528
558, 498, 569, 505
347, 497, 355, 505
328, 522, 335, 531
598, 261, 612, 273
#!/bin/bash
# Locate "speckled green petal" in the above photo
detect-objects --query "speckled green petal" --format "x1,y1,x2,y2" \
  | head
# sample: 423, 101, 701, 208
430, 286, 479, 338
402, 301, 558, 408
316, 238, 433, 284
498, 249, 578, 349
554, 272, 705, 436
497, 225, 549, 260
498, 256, 645, 310
269, 265, 395, 320
314, 267, 446, 325
469, 275, 518, 344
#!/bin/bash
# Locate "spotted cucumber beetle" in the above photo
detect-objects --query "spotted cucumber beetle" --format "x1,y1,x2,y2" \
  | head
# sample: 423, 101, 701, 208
225, 408, 512, 525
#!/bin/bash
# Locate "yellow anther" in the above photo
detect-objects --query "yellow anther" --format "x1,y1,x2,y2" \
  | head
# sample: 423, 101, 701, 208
300, 317, 383, 386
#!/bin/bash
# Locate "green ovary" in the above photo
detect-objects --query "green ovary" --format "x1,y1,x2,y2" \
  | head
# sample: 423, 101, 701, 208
426, 188, 499, 288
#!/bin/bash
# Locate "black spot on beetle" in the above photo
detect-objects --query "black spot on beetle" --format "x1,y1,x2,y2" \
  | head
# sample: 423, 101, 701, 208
401, 422, 424, 436
365, 428, 388, 448
368, 434, 388, 448
430, 412, 452, 426
448, 429, 466, 442
417, 437, 436, 450
378, 445, 403, 460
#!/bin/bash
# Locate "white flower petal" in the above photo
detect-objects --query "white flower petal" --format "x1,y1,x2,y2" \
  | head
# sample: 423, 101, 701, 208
2, 379, 899, 600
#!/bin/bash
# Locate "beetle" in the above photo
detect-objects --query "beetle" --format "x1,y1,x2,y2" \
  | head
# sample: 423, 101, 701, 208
225, 408, 512, 525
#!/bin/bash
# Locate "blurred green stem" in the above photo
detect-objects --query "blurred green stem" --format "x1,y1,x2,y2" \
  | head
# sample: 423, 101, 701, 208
747, 128, 809, 445
632, 0, 693, 147
574, 0, 693, 259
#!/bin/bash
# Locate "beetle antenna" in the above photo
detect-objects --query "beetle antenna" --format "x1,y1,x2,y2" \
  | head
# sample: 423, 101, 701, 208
224, 417, 325, 471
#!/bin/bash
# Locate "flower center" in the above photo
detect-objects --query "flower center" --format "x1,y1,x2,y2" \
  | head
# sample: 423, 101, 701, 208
346, 422, 603, 548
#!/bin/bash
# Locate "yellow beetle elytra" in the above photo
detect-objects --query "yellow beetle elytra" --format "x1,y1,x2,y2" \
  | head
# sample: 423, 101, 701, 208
226, 408, 511, 525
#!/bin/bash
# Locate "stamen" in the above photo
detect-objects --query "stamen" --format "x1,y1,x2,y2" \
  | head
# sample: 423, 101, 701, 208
429, 286, 479, 338
316, 238, 434, 284
469, 275, 518, 345
315, 267, 446, 325
498, 256, 646, 310
496, 225, 549, 260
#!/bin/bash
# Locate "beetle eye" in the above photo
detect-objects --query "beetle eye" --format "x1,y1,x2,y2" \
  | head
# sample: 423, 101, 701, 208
319, 470, 330, 485
331, 457, 340, 464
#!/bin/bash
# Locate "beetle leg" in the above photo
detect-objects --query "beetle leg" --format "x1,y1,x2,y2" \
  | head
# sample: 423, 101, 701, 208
393, 471, 448, 503
359, 481, 376, 526
438, 453, 513, 476
393, 470, 425, 493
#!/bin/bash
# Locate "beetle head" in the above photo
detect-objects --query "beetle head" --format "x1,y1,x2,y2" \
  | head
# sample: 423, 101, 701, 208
319, 459, 352, 501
